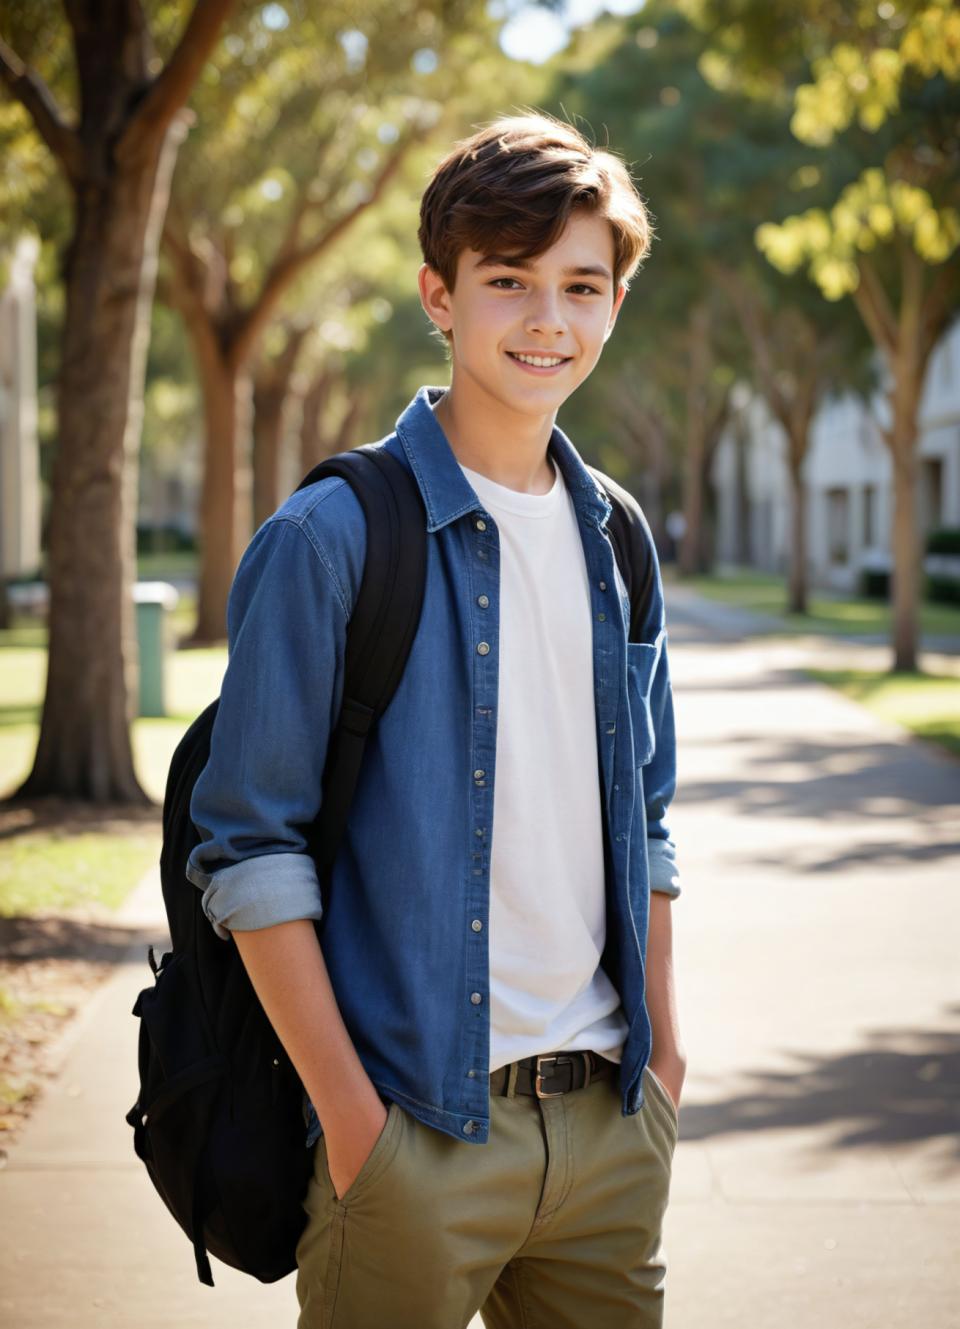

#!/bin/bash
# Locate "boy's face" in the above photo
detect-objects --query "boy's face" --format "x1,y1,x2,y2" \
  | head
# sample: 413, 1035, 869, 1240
419, 210, 627, 419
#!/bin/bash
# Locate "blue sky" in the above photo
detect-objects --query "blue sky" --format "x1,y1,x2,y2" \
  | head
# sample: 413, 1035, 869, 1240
494, 0, 648, 63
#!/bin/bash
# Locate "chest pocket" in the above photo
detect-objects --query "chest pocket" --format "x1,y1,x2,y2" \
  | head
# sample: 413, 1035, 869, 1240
627, 629, 665, 767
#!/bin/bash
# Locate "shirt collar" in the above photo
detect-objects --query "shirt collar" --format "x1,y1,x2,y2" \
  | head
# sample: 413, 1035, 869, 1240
393, 385, 612, 534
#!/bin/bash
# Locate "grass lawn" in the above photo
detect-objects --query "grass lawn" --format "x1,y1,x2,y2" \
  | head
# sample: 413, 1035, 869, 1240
0, 607, 227, 915
687, 569, 960, 640
807, 668, 960, 758
136, 550, 198, 580
0, 831, 161, 917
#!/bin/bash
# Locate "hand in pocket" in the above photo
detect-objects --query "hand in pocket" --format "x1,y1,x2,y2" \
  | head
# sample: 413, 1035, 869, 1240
325, 1099, 390, 1200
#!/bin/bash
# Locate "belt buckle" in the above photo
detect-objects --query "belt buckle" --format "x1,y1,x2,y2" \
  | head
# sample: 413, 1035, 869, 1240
535, 1055, 565, 1098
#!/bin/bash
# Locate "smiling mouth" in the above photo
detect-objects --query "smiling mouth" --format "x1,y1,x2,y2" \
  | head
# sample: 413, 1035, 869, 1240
506, 352, 573, 370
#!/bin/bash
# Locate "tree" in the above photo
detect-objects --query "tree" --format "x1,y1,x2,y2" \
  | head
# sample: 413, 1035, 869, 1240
0, 0, 236, 802
685, 0, 960, 668
545, 8, 758, 574
251, 320, 310, 529
708, 242, 873, 612
162, 113, 425, 641
547, 4, 879, 594
160, 2, 513, 642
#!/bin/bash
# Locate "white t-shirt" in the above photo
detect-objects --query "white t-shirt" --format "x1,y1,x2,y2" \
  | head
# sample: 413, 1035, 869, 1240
459, 459, 629, 1071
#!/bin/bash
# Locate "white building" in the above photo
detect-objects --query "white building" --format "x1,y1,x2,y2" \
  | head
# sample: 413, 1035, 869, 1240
0, 236, 42, 582
712, 317, 960, 592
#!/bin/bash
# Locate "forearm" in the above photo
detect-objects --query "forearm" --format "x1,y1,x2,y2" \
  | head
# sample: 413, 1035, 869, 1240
645, 891, 686, 1076
231, 918, 381, 1135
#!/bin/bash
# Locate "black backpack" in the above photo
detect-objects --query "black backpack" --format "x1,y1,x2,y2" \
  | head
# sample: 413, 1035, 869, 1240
125, 442, 652, 1287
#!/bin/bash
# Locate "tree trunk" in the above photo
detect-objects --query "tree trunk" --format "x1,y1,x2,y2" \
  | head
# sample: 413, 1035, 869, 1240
679, 305, 712, 577
679, 438, 704, 575
299, 371, 332, 473
252, 381, 285, 531
251, 328, 307, 527
2, 0, 236, 803
786, 453, 808, 615
18, 141, 179, 803
332, 389, 365, 455
732, 421, 750, 566
890, 437, 920, 672
187, 328, 251, 645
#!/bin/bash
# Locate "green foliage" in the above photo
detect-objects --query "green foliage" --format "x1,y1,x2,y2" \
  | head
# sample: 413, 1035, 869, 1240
928, 527, 960, 555
791, 4, 960, 143
757, 166, 960, 298
0, 832, 160, 916
166, 0, 510, 308
808, 667, 960, 757
540, 1, 871, 486
681, 0, 960, 301
690, 567, 960, 638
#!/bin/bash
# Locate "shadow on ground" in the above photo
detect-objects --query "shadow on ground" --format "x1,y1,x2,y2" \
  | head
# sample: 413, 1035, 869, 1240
0, 915, 166, 966
0, 797, 162, 842
677, 734, 958, 822
677, 1011, 960, 1166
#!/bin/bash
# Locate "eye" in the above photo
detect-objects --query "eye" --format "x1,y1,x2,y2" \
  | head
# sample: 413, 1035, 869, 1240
489, 277, 523, 289
568, 283, 601, 295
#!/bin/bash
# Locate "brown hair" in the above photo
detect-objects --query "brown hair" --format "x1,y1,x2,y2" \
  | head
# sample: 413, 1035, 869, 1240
418, 110, 653, 296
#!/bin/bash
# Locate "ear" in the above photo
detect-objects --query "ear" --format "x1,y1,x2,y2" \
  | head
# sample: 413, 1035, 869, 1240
418, 263, 454, 334
603, 282, 628, 343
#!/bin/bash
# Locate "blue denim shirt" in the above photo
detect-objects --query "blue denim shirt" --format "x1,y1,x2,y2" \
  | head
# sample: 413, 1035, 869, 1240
186, 385, 680, 1147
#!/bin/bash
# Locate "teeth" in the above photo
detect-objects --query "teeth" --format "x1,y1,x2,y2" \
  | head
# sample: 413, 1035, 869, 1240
512, 353, 566, 368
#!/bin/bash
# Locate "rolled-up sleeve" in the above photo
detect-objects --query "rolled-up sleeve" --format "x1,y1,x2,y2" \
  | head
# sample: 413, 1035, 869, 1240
185, 514, 347, 939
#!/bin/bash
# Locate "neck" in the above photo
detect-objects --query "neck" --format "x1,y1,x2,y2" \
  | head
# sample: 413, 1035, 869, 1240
432, 372, 557, 494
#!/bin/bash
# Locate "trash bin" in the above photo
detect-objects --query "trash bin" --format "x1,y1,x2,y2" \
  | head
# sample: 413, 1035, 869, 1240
134, 582, 180, 718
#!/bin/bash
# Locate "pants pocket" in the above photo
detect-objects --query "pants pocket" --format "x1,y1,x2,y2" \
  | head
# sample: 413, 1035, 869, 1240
643, 1064, 679, 1148
321, 1100, 404, 1206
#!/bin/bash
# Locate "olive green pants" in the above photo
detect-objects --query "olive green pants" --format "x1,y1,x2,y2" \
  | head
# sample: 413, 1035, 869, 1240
296, 1063, 678, 1329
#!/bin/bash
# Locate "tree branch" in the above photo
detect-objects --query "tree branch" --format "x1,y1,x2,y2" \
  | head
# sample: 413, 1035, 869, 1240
232, 131, 421, 367
117, 0, 238, 164
0, 34, 83, 184
711, 260, 790, 425
918, 258, 959, 367
854, 254, 898, 358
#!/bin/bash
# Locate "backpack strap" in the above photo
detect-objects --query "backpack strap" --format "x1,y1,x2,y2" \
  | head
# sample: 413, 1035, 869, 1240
294, 446, 427, 885
586, 466, 656, 643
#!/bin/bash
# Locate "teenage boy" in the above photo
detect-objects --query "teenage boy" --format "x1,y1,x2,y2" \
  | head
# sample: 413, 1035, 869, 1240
186, 111, 685, 1329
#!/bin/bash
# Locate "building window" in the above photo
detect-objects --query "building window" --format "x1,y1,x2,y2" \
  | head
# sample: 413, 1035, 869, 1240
863, 484, 876, 547
921, 457, 944, 532
827, 487, 850, 565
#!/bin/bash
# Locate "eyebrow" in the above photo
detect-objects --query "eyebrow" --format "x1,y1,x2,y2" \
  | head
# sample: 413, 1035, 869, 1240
474, 254, 612, 281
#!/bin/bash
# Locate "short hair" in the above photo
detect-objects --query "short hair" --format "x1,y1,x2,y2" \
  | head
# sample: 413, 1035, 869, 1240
418, 110, 653, 296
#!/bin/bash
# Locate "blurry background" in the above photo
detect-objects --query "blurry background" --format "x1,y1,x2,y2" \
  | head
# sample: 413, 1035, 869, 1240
0, 3, 957, 1325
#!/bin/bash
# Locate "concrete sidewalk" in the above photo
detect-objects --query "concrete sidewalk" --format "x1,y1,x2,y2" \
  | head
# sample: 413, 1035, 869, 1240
1, 590, 957, 1327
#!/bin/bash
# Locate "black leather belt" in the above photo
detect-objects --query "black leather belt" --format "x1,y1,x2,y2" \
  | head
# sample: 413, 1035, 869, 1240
491, 1050, 613, 1099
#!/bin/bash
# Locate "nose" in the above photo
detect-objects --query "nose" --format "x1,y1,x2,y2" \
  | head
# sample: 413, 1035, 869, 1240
523, 289, 567, 339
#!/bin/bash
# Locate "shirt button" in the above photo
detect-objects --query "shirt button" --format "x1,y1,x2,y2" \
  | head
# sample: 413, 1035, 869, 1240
598, 613, 606, 622
475, 518, 487, 531
599, 580, 607, 591
477, 594, 489, 608
474, 769, 485, 780
475, 827, 484, 837
463, 1120, 476, 1135
470, 992, 482, 1005
477, 641, 490, 656
467, 1069, 477, 1078
471, 919, 483, 932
